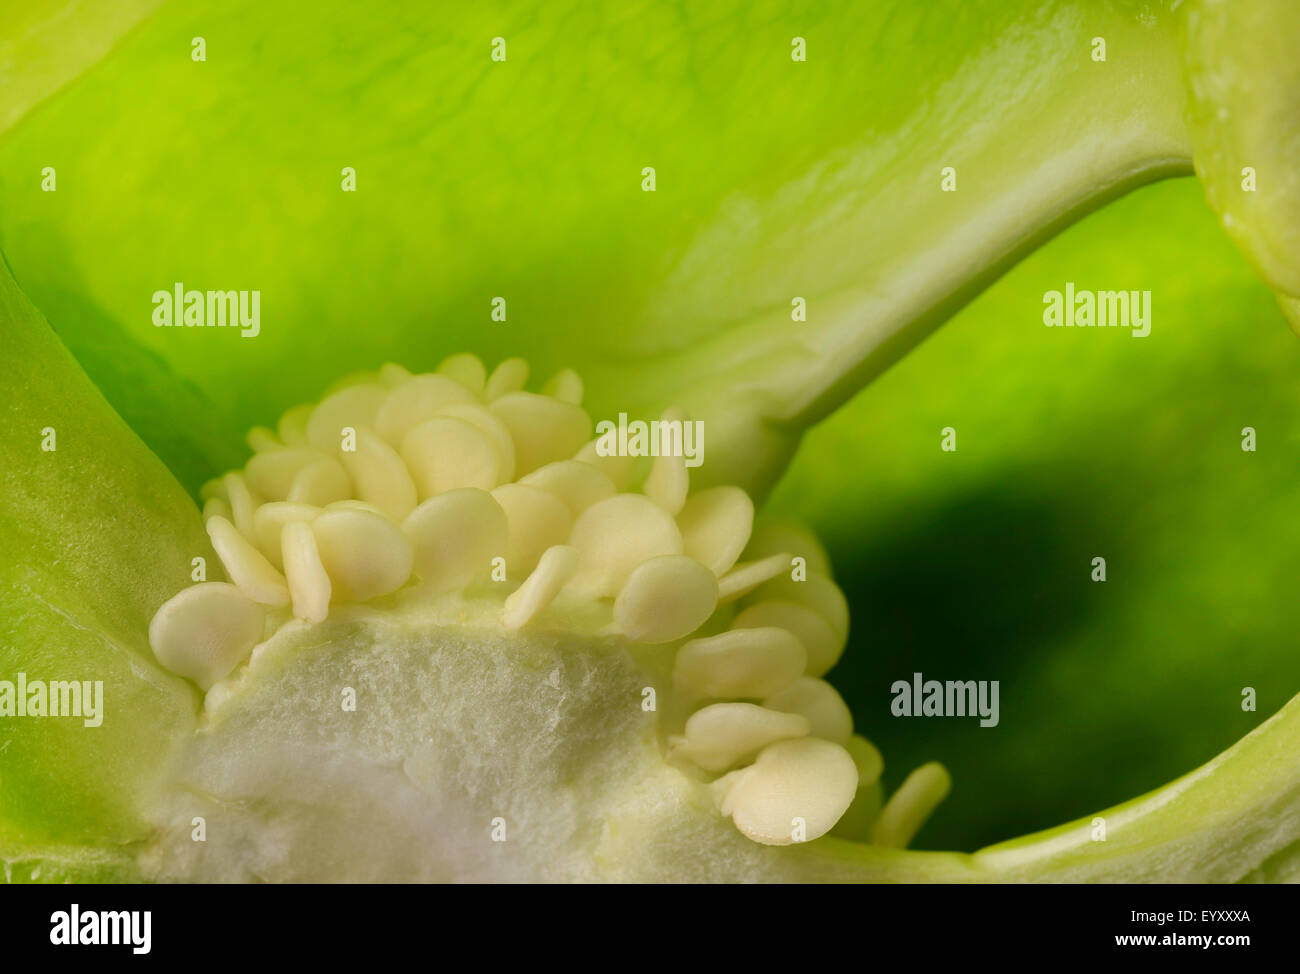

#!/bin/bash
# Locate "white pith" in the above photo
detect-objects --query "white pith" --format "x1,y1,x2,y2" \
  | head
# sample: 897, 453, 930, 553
145, 354, 946, 863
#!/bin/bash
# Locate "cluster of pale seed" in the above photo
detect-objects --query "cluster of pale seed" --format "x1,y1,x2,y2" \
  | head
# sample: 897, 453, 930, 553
148, 354, 936, 847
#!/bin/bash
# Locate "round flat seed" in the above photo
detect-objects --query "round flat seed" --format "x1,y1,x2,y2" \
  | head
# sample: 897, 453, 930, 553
252, 502, 321, 570
490, 484, 573, 577
337, 426, 418, 520
642, 408, 691, 515
202, 496, 232, 526
718, 738, 858, 846
326, 499, 386, 515
435, 403, 517, 484
614, 555, 717, 643
222, 472, 259, 538
245, 426, 282, 453
869, 762, 951, 849
846, 734, 884, 787
519, 460, 615, 516
305, 383, 387, 450
321, 370, 381, 395
568, 494, 683, 598
715, 553, 790, 604
541, 368, 583, 405
668, 702, 810, 773
206, 515, 290, 607
763, 677, 853, 745
437, 353, 487, 397
282, 520, 332, 623
245, 448, 328, 501
743, 518, 832, 578
573, 438, 640, 491
401, 416, 503, 497
277, 403, 314, 447
501, 545, 579, 629
746, 571, 849, 637
378, 362, 413, 387
287, 455, 352, 506
673, 627, 806, 699
199, 477, 227, 503
489, 392, 592, 476
677, 486, 754, 576
485, 357, 529, 401
733, 600, 845, 677
311, 508, 414, 603
148, 582, 266, 690
374, 373, 476, 445
403, 488, 508, 591
644, 451, 688, 515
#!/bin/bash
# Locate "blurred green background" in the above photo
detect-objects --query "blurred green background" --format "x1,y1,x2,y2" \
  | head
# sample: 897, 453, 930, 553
770, 176, 1300, 850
